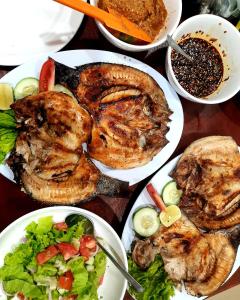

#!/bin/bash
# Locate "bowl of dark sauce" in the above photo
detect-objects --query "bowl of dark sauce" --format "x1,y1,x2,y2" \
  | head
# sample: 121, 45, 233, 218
166, 14, 240, 104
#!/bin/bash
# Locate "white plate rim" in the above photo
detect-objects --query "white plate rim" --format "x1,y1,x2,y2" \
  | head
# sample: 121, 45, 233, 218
121, 151, 240, 300
0, 1, 86, 66
0, 49, 183, 186
0, 206, 128, 300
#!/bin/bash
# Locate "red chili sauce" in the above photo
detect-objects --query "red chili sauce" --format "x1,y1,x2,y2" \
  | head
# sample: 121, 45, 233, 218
171, 37, 224, 98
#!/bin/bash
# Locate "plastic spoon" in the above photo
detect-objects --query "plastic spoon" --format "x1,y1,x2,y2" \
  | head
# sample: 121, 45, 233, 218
54, 0, 152, 43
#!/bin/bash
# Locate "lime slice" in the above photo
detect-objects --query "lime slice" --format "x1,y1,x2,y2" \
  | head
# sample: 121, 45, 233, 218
0, 83, 14, 110
159, 205, 181, 227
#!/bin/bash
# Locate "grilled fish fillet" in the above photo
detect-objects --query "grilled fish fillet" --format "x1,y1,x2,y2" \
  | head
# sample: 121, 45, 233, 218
55, 61, 171, 169
132, 214, 240, 296
8, 92, 128, 204
171, 136, 240, 229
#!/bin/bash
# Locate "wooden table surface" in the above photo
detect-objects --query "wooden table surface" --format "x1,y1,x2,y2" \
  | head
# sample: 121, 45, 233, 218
0, 2, 240, 299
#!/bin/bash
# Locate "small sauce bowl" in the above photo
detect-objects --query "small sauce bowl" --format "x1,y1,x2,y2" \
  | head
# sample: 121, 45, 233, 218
166, 14, 240, 104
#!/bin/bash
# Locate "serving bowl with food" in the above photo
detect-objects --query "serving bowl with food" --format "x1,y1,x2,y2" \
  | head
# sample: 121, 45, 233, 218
122, 136, 240, 299
166, 14, 240, 104
0, 206, 127, 300
90, 0, 182, 52
0, 50, 183, 205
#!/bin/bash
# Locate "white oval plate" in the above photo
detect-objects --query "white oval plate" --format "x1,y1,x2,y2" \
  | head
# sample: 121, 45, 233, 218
0, 49, 183, 185
0, 206, 127, 300
121, 154, 240, 300
0, 0, 86, 66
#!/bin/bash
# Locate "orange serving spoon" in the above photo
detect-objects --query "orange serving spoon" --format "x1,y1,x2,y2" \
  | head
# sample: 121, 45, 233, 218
54, 0, 152, 43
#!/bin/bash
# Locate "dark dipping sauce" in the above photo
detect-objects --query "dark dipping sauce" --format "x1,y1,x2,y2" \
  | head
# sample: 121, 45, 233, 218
171, 37, 224, 98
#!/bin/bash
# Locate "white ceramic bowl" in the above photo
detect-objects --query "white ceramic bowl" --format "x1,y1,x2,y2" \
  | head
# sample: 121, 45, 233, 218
90, 0, 182, 52
166, 14, 240, 104
0, 206, 127, 300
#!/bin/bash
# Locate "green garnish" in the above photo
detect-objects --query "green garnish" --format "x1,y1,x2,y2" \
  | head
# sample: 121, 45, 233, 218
0, 109, 17, 164
128, 255, 175, 300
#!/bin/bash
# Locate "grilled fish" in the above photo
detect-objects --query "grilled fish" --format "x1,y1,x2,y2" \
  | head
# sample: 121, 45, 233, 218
8, 91, 128, 204
132, 214, 240, 296
55, 61, 171, 169
171, 136, 240, 229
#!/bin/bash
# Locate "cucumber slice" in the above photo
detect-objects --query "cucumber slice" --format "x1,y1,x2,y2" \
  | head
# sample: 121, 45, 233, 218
0, 83, 14, 110
162, 180, 182, 206
14, 77, 39, 100
54, 84, 78, 104
132, 207, 160, 237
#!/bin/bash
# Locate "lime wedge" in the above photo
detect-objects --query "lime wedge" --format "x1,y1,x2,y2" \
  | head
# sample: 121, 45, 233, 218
159, 205, 181, 227
0, 83, 14, 110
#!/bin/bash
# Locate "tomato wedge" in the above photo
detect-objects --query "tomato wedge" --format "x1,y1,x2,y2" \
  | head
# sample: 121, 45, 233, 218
17, 292, 26, 300
99, 275, 104, 286
53, 222, 68, 231
36, 245, 59, 265
79, 235, 97, 260
39, 58, 55, 92
81, 235, 97, 251
57, 242, 78, 260
146, 183, 166, 211
58, 270, 74, 290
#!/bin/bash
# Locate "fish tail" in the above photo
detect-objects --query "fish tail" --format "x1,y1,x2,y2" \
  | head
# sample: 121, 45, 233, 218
226, 224, 240, 248
97, 175, 129, 197
54, 59, 80, 91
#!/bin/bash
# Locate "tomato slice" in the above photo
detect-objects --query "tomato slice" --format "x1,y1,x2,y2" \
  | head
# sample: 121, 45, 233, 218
79, 245, 91, 261
79, 235, 97, 260
53, 222, 68, 231
17, 292, 26, 300
99, 275, 104, 286
81, 235, 97, 251
57, 242, 78, 261
146, 183, 166, 211
58, 270, 74, 291
39, 58, 55, 92
36, 245, 59, 265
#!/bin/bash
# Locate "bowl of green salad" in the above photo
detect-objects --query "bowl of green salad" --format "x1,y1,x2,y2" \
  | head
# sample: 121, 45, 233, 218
0, 206, 127, 300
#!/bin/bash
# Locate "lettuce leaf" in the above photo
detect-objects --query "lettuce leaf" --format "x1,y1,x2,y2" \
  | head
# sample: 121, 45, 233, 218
0, 128, 17, 154
94, 251, 106, 280
68, 257, 88, 294
0, 264, 33, 283
3, 279, 42, 298
128, 255, 175, 300
0, 110, 16, 128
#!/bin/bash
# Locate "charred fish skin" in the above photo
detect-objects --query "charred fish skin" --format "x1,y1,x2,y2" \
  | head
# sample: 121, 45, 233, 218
132, 214, 240, 297
9, 91, 129, 205
172, 136, 240, 230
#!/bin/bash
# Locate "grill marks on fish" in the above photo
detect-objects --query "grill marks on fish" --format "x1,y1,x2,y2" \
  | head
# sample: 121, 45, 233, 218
55, 61, 171, 169
9, 91, 128, 204
172, 136, 240, 229
132, 214, 240, 296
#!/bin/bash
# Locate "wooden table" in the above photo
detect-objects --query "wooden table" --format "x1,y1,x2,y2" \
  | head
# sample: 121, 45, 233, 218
0, 2, 240, 299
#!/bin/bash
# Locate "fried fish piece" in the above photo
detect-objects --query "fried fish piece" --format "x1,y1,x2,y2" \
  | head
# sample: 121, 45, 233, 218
171, 136, 240, 229
55, 61, 172, 169
9, 91, 128, 204
132, 214, 240, 297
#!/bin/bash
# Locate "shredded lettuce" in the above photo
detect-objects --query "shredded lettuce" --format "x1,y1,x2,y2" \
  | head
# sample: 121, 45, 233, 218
128, 255, 175, 300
